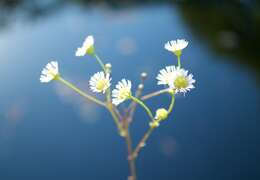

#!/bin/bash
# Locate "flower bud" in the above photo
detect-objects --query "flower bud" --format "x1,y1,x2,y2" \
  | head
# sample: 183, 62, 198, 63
105, 63, 112, 73
155, 108, 168, 120
138, 84, 144, 90
141, 72, 148, 79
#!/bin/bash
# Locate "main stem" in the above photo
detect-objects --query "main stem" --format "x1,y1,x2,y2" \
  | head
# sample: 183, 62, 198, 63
124, 122, 137, 180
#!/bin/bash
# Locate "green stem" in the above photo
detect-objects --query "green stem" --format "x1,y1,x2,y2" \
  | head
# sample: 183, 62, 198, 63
130, 96, 154, 121
93, 53, 106, 72
57, 76, 106, 107
141, 89, 169, 101
168, 93, 175, 113
177, 55, 181, 68
106, 104, 124, 136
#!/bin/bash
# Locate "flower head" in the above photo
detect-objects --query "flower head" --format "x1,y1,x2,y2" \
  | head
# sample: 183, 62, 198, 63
40, 61, 59, 83
112, 79, 132, 106
156, 66, 176, 87
157, 66, 195, 94
75, 35, 95, 56
172, 67, 195, 93
89, 71, 111, 94
165, 39, 188, 56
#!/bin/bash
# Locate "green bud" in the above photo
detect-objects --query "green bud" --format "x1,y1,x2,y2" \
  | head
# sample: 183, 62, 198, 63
155, 108, 168, 120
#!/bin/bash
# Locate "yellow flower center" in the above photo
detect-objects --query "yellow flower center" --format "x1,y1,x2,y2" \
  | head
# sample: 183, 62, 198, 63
86, 45, 94, 55
118, 88, 131, 99
96, 79, 107, 91
174, 76, 188, 89
173, 49, 182, 56
48, 69, 58, 79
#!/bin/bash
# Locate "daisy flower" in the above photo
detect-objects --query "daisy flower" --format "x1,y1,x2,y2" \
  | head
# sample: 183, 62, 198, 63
89, 71, 111, 94
164, 39, 188, 56
156, 66, 176, 87
75, 35, 95, 56
171, 67, 195, 93
40, 61, 59, 83
157, 66, 195, 94
112, 79, 132, 106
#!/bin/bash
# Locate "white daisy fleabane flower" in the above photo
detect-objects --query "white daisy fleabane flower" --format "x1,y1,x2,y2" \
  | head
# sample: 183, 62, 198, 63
75, 35, 95, 56
164, 39, 188, 53
112, 79, 132, 106
157, 66, 195, 94
172, 66, 195, 93
89, 71, 111, 94
40, 61, 59, 83
156, 66, 176, 87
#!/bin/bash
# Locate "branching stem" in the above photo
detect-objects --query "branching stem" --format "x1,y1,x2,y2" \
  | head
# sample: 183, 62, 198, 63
141, 89, 169, 101
130, 96, 154, 121
57, 76, 106, 107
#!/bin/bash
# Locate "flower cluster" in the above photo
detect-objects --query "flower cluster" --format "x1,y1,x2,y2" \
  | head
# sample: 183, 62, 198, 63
40, 36, 195, 102
39, 35, 196, 180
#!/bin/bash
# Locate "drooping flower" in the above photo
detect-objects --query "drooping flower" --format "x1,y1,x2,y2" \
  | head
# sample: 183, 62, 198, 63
112, 79, 132, 106
75, 35, 95, 56
157, 66, 195, 94
164, 39, 188, 56
89, 71, 111, 94
40, 61, 59, 83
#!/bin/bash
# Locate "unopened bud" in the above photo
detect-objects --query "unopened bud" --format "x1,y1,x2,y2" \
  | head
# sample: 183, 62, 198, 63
155, 108, 168, 120
140, 72, 148, 79
105, 63, 112, 73
138, 84, 144, 90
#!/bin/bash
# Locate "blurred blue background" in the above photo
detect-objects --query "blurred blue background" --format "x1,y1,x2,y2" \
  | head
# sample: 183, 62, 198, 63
0, 0, 260, 179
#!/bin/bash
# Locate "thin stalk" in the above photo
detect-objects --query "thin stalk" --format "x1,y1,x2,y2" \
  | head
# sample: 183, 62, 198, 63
106, 103, 124, 136
127, 84, 144, 123
57, 76, 106, 107
177, 55, 181, 68
124, 121, 137, 180
168, 93, 175, 113
93, 53, 106, 72
132, 127, 155, 159
130, 96, 154, 121
141, 89, 169, 101
132, 93, 176, 159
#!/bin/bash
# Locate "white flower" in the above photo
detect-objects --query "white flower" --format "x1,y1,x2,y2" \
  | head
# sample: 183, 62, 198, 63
112, 79, 132, 106
164, 39, 188, 55
157, 66, 195, 94
75, 35, 95, 56
171, 67, 195, 93
89, 71, 111, 94
156, 66, 176, 87
40, 61, 59, 83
